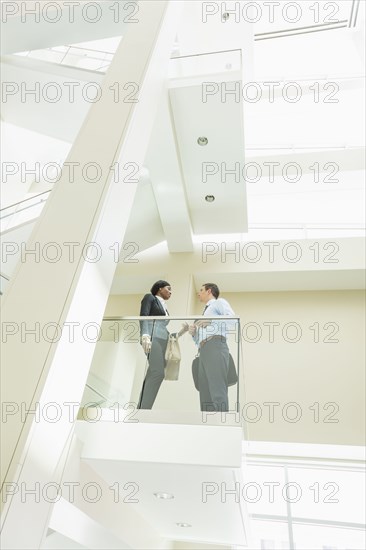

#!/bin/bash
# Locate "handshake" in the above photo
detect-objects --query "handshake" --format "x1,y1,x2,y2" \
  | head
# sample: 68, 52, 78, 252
139, 331, 195, 353
188, 319, 211, 334
141, 322, 193, 354
172, 320, 211, 337
141, 320, 212, 353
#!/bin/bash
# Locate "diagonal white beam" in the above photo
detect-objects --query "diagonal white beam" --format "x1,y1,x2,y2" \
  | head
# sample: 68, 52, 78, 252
0, 2, 183, 548
146, 90, 193, 252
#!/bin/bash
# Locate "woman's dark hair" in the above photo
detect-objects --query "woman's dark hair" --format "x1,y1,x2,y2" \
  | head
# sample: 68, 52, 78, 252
150, 280, 171, 296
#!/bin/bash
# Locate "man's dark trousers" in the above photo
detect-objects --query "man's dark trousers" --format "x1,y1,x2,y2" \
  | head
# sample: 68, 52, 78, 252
198, 337, 229, 412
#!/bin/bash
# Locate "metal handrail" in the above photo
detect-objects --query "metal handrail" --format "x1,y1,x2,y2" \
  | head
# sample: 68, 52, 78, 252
248, 224, 366, 230
20, 45, 243, 76
254, 20, 348, 41
0, 198, 49, 221
22, 44, 114, 73
103, 315, 240, 321
61, 44, 115, 56
85, 383, 108, 403
0, 272, 10, 295
0, 190, 51, 213
170, 48, 242, 60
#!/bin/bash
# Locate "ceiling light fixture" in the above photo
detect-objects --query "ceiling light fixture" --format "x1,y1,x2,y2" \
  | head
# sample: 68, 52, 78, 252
197, 137, 208, 146
176, 523, 191, 528
205, 195, 215, 202
154, 492, 174, 500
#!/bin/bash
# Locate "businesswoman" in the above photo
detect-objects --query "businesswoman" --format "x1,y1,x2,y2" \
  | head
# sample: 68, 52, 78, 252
137, 280, 172, 409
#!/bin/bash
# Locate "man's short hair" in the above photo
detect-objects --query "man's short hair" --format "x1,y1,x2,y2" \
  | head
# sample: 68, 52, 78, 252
150, 280, 170, 296
203, 283, 220, 299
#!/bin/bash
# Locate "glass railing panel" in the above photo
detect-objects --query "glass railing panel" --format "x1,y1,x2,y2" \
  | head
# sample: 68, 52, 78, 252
0, 191, 51, 232
57, 47, 114, 71
169, 49, 242, 80
79, 319, 138, 409
79, 316, 243, 425
15, 45, 116, 74
15, 46, 241, 78
26, 48, 66, 64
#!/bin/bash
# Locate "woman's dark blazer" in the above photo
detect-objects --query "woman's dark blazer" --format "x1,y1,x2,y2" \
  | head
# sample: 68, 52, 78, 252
139, 294, 168, 339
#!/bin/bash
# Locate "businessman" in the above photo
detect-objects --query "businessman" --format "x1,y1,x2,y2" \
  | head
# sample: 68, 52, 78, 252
189, 283, 235, 412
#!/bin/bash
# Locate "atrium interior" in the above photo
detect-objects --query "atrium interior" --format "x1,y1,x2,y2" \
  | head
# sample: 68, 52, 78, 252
0, 1, 365, 549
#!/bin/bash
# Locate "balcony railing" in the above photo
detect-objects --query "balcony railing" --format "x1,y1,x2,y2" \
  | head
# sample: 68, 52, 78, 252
15, 44, 115, 73
15, 45, 242, 78
80, 316, 245, 426
169, 48, 242, 80
0, 190, 51, 233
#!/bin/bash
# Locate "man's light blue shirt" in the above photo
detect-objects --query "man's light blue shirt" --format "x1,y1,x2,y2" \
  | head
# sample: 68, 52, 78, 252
192, 298, 237, 346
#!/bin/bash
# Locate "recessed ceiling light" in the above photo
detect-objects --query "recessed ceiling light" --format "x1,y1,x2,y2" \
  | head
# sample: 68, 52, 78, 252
205, 195, 215, 202
176, 523, 191, 528
222, 12, 230, 21
154, 492, 174, 500
197, 136, 208, 146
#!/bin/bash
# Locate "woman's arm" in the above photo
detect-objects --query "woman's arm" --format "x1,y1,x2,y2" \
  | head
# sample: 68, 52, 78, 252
140, 294, 154, 338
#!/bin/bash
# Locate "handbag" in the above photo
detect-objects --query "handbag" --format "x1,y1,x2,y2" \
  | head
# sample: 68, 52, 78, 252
164, 334, 181, 381
191, 353, 238, 391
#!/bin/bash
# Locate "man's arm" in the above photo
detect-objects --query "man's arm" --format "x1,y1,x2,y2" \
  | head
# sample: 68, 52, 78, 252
215, 298, 237, 336
217, 298, 235, 317
189, 326, 200, 346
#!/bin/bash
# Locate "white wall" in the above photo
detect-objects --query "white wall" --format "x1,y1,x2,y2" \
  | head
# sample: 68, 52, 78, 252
104, 288, 365, 445
226, 289, 365, 445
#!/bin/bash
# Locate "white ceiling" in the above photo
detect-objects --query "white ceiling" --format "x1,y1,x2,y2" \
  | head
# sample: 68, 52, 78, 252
122, 3, 365, 252
2, 1, 365, 251
169, 80, 247, 235
1, 4, 365, 549
76, 418, 247, 546
83, 459, 247, 545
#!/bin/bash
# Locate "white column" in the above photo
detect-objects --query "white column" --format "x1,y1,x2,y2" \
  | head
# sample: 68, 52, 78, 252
0, 2, 183, 548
